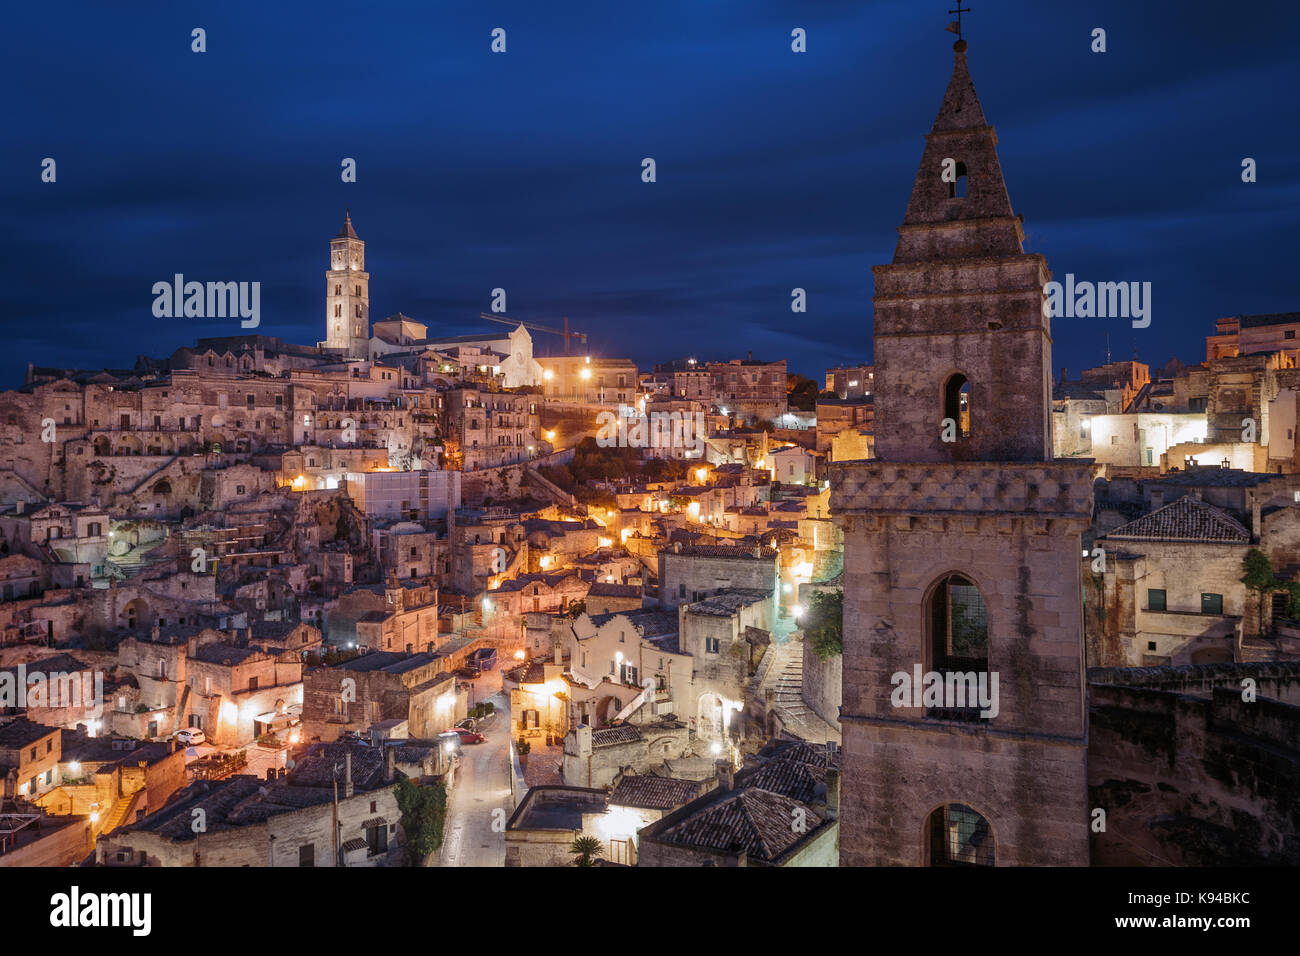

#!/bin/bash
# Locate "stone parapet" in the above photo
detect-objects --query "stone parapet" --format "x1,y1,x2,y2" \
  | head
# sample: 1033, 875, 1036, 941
831, 459, 1096, 519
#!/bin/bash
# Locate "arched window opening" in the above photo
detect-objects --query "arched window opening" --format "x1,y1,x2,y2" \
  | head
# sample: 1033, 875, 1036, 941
928, 804, 994, 866
948, 161, 968, 199
928, 573, 989, 720
943, 374, 971, 439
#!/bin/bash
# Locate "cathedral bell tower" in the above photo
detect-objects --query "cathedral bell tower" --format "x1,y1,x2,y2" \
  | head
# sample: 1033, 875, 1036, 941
325, 210, 370, 359
830, 38, 1096, 866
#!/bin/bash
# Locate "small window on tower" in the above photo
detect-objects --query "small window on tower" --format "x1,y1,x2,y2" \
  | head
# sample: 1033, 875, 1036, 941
355, 304, 362, 318
335, 305, 341, 318
948, 161, 968, 199
942, 373, 971, 439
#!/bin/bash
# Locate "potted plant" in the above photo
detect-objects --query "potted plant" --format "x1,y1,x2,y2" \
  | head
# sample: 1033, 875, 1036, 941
516, 738, 531, 768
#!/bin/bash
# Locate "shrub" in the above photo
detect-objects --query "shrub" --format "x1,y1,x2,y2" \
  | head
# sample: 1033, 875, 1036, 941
804, 589, 844, 660
394, 776, 448, 864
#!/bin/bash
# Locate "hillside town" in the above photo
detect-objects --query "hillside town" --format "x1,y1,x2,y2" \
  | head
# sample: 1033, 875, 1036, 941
3, 45, 1298, 871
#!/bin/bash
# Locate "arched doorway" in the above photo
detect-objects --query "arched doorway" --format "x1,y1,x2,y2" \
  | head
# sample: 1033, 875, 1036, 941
121, 597, 149, 630
697, 693, 725, 743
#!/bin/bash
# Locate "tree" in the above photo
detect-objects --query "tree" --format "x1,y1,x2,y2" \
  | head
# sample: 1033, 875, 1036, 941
1239, 548, 1300, 627
804, 589, 843, 660
1241, 548, 1276, 592
787, 375, 820, 411
570, 835, 604, 866
394, 776, 448, 865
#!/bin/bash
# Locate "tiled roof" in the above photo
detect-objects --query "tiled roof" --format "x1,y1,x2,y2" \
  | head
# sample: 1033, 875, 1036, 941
592, 725, 641, 748
609, 775, 701, 810
341, 837, 368, 852
191, 644, 261, 666
686, 589, 771, 616
666, 545, 777, 560
642, 741, 840, 862
0, 717, 58, 749
1105, 495, 1250, 543
658, 788, 818, 862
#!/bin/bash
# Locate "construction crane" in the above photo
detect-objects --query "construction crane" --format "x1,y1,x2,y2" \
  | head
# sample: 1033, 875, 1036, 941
478, 312, 587, 355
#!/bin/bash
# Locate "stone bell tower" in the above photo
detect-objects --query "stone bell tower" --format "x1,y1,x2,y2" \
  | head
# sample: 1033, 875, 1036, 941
830, 38, 1095, 866
325, 210, 370, 359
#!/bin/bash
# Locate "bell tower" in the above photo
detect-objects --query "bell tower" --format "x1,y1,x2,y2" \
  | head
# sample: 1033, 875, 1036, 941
831, 38, 1096, 866
325, 210, 370, 358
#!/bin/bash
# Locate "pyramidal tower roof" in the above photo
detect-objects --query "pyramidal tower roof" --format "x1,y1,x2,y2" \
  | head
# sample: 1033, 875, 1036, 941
894, 40, 1022, 262
336, 208, 359, 240
930, 40, 988, 132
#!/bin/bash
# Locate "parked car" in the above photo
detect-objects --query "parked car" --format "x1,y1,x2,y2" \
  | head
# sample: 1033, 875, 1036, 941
452, 727, 485, 745
455, 717, 478, 732
174, 728, 206, 746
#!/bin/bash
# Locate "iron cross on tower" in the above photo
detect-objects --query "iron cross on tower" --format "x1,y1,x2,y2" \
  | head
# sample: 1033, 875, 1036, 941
948, 2, 970, 39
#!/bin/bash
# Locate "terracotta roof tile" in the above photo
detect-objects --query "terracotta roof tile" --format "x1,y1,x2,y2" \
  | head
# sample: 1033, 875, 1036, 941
1106, 495, 1250, 543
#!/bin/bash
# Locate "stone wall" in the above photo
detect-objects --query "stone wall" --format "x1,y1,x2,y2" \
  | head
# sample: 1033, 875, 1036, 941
1088, 682, 1300, 864
801, 638, 842, 729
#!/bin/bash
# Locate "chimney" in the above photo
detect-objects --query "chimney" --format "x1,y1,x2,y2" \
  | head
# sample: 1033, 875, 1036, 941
553, 642, 562, 665
715, 758, 734, 792
151, 623, 161, 641
265, 768, 276, 781
824, 768, 841, 819
15, 500, 23, 515
385, 743, 396, 783
228, 628, 238, 642
1060, 367, 1067, 384
343, 751, 354, 799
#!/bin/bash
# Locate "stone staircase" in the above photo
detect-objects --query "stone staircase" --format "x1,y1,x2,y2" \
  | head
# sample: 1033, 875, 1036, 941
102, 789, 142, 834
773, 649, 810, 721
763, 638, 841, 744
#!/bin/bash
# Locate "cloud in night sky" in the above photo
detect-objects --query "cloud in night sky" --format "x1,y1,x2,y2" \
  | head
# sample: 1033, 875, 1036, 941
2, 0, 1297, 385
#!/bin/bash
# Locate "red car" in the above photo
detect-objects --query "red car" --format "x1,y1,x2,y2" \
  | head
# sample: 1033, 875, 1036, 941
453, 727, 485, 745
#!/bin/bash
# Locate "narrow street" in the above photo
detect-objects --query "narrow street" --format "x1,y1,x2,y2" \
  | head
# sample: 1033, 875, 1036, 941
436, 684, 513, 867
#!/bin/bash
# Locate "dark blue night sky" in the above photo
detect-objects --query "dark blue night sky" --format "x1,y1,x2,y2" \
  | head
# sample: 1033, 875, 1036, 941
4, 0, 1298, 387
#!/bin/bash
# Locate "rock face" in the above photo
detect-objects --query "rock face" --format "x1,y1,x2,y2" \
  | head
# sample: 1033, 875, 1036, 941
832, 41, 1094, 866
